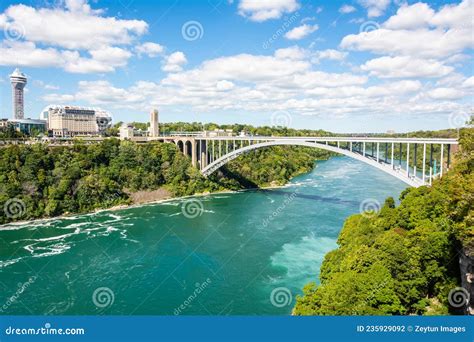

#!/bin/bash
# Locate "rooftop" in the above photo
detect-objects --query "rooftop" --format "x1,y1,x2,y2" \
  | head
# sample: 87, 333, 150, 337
10, 68, 27, 79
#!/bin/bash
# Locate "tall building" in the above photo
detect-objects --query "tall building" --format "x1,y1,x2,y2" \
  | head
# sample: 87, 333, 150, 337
149, 109, 159, 137
40, 105, 112, 137
10, 68, 27, 119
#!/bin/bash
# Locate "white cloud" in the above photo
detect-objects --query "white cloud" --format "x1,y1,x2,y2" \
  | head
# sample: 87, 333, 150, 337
0, 41, 64, 68
0, 3, 147, 50
136, 42, 164, 57
89, 47, 132, 67
361, 56, 454, 78
0, 41, 133, 73
339, 5, 356, 14
274, 46, 308, 60
216, 80, 235, 91
238, 0, 299, 22
384, 0, 473, 30
162, 52, 311, 85
284, 24, 318, 40
48, 66, 467, 119
357, 0, 391, 17
0, 1, 157, 73
313, 49, 347, 63
341, 0, 473, 59
427, 87, 465, 100
383, 3, 434, 30
340, 27, 473, 59
430, 0, 473, 28
462, 76, 474, 89
162, 52, 188, 73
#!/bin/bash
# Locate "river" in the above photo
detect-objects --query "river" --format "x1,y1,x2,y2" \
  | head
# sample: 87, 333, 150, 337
0, 156, 407, 315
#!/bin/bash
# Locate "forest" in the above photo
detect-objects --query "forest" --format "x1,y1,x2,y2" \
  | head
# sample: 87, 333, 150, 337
293, 125, 473, 315
0, 139, 332, 224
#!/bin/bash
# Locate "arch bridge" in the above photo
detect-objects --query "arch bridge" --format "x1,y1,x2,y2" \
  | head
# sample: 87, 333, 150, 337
156, 135, 459, 187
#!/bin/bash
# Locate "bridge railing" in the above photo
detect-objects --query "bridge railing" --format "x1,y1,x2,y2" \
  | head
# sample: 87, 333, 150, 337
191, 137, 458, 187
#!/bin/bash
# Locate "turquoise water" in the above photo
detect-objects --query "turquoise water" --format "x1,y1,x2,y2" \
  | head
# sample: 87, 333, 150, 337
0, 157, 406, 315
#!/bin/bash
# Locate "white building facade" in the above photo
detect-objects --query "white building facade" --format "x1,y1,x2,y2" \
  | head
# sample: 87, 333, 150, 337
40, 105, 112, 137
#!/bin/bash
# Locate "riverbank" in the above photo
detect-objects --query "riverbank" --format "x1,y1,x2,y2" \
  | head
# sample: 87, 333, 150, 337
294, 127, 473, 316
0, 140, 333, 225
0, 156, 408, 315
0, 176, 299, 228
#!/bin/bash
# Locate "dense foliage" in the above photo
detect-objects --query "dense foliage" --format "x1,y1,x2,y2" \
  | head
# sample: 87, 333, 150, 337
293, 127, 473, 316
210, 146, 333, 189
0, 139, 331, 224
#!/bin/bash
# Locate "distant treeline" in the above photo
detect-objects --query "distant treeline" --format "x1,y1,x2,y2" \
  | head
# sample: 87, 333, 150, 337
109, 121, 460, 139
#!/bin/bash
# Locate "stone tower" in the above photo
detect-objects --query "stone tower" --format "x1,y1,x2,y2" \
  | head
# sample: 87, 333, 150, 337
149, 109, 159, 137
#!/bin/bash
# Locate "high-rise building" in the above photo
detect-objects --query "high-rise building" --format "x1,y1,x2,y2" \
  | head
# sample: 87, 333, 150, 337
149, 109, 159, 137
10, 68, 27, 119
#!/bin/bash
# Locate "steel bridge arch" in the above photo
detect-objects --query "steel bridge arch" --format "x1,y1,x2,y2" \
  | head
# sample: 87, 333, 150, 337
201, 140, 422, 187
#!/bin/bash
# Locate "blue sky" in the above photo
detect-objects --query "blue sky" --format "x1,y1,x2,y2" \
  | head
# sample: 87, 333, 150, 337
0, 0, 472, 133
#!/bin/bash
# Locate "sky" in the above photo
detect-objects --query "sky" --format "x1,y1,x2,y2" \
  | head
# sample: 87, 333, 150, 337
0, 0, 472, 133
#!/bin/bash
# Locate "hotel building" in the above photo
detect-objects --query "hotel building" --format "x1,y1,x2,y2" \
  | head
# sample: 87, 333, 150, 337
40, 105, 112, 137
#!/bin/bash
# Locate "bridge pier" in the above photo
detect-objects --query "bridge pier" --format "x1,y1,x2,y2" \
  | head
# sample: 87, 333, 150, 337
191, 141, 197, 167
200, 140, 208, 170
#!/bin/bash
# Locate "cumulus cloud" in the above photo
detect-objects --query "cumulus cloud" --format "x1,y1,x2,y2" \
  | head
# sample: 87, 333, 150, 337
136, 42, 164, 57
341, 0, 473, 59
361, 56, 454, 78
274, 46, 308, 60
284, 24, 318, 40
0, 2, 147, 50
0, 1, 156, 73
162, 52, 188, 73
238, 0, 300, 22
23, 0, 470, 122
339, 5, 356, 14
383, 3, 435, 30
427, 87, 465, 100
0, 41, 132, 73
313, 49, 347, 63
46, 48, 466, 119
357, 0, 391, 18
341, 27, 472, 59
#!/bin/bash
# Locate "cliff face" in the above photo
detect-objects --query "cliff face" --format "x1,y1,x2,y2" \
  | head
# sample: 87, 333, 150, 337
459, 246, 474, 315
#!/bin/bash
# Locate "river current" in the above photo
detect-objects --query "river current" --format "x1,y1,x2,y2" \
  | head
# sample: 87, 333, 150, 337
0, 157, 406, 315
